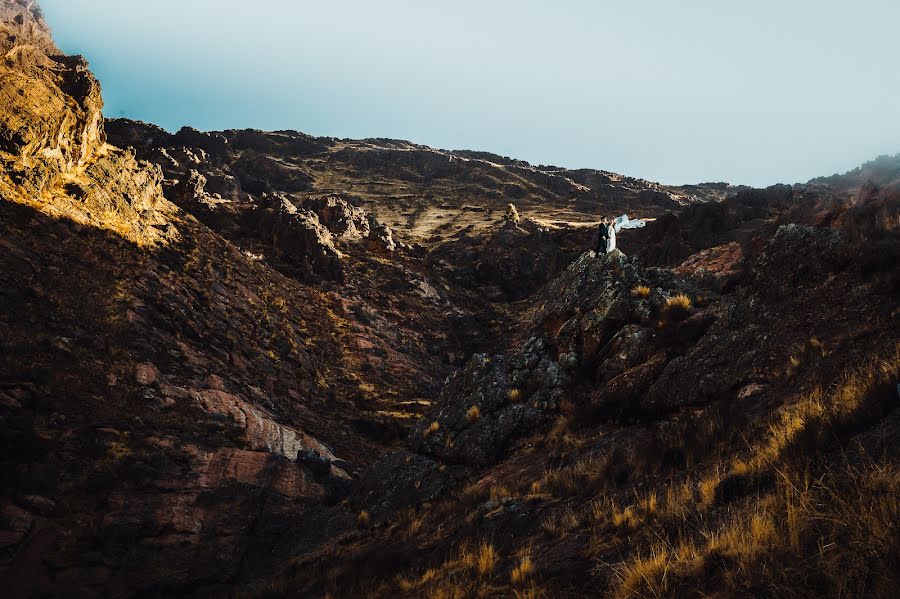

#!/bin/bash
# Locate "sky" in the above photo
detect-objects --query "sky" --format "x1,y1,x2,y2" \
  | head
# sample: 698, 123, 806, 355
39, 0, 900, 186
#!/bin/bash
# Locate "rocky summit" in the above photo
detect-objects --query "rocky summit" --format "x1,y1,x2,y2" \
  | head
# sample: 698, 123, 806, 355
1, 2, 898, 598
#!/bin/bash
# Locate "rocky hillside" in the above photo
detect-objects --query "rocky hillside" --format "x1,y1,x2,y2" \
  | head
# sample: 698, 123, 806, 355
1, 2, 898, 597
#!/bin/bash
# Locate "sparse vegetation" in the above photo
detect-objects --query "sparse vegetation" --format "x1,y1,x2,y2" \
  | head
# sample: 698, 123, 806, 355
489, 485, 513, 502
357, 510, 370, 528
631, 284, 651, 298
665, 293, 691, 310
510, 555, 534, 585
477, 542, 498, 576
508, 388, 522, 402
425, 421, 440, 436
660, 292, 692, 323
608, 344, 900, 598
466, 405, 481, 423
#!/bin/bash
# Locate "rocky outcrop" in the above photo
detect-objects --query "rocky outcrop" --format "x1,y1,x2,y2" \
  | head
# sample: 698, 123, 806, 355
0, 3, 176, 247
0, 3, 103, 179
261, 195, 344, 281
635, 185, 793, 267
751, 224, 849, 297
433, 218, 564, 301
474, 219, 562, 301
411, 338, 566, 466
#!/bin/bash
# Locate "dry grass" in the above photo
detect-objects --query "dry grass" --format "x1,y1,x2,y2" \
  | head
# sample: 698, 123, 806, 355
542, 506, 582, 537
611, 344, 900, 598
357, 510, 370, 528
396, 541, 503, 597
759, 342, 899, 468
698, 471, 721, 507
542, 453, 611, 498
590, 492, 659, 532
631, 285, 651, 298
106, 439, 132, 461
510, 555, 534, 585
425, 421, 440, 436
665, 293, 691, 310
489, 485, 513, 502
658, 293, 692, 325
614, 462, 900, 598
508, 388, 522, 402
466, 405, 481, 423
477, 542, 498, 577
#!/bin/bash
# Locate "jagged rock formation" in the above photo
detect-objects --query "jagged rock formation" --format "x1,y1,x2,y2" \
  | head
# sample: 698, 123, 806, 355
1, 2, 898, 598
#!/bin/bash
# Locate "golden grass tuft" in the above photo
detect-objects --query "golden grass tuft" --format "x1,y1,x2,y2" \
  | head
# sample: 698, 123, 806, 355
489, 485, 513, 502
510, 555, 534, 585
508, 388, 522, 402
658, 293, 693, 325
665, 293, 692, 311
698, 473, 720, 507
357, 510, 370, 528
631, 284, 651, 298
614, 545, 674, 599
458, 543, 476, 569
466, 405, 481, 423
425, 421, 440, 436
542, 507, 582, 537
477, 542, 498, 577
106, 440, 132, 461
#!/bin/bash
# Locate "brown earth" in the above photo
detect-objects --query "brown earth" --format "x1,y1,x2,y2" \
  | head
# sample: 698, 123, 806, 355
1, 2, 898, 598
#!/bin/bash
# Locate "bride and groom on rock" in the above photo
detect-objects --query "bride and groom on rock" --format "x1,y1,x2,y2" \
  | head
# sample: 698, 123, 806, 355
594, 214, 645, 254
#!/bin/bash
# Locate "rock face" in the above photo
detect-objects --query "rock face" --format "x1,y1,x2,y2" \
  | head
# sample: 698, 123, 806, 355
0, 2, 173, 246
261, 194, 345, 281
411, 339, 565, 466
751, 224, 848, 295
433, 218, 564, 301
0, 4, 103, 176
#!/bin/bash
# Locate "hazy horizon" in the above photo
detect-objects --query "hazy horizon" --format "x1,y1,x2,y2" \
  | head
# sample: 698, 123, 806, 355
40, 0, 900, 187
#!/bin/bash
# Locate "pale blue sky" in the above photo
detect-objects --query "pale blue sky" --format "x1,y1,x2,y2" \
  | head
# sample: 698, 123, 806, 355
40, 0, 900, 186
